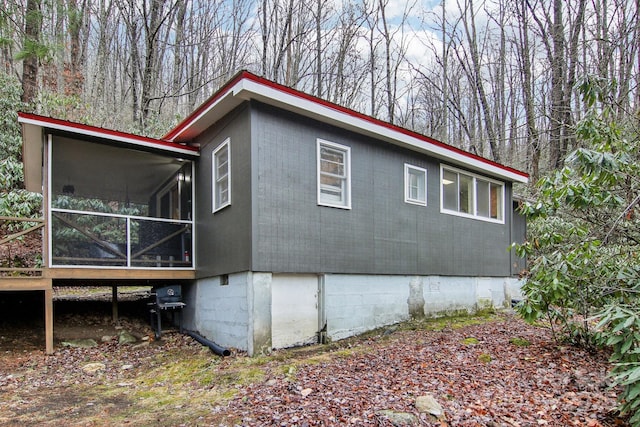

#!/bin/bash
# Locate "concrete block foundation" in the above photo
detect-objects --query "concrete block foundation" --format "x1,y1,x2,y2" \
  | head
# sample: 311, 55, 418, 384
184, 273, 523, 355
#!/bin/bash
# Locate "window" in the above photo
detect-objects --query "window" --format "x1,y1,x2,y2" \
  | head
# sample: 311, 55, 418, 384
213, 139, 230, 212
317, 139, 351, 209
404, 164, 427, 206
441, 165, 504, 222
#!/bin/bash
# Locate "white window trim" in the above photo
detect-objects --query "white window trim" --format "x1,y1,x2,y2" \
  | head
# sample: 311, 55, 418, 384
404, 163, 427, 206
212, 138, 231, 213
317, 139, 351, 209
440, 164, 505, 224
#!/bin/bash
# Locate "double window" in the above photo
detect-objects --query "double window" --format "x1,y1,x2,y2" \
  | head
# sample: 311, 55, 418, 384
441, 165, 504, 222
317, 139, 351, 209
213, 138, 230, 212
404, 164, 427, 206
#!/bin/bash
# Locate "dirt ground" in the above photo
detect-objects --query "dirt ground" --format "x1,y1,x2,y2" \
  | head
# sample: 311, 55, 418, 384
0, 287, 154, 351
0, 289, 629, 426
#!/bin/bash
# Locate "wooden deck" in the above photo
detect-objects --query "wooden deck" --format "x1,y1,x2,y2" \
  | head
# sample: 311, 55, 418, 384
0, 268, 194, 355
1, 216, 195, 355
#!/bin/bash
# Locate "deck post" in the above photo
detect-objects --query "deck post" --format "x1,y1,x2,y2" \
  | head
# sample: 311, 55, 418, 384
44, 286, 53, 354
112, 285, 119, 324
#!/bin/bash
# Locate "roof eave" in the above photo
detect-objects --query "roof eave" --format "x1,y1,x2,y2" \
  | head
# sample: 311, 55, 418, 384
18, 113, 200, 158
235, 77, 528, 184
164, 72, 528, 184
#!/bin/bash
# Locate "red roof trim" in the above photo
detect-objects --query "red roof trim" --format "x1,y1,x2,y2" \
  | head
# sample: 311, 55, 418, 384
164, 70, 528, 180
162, 70, 249, 141
18, 112, 199, 155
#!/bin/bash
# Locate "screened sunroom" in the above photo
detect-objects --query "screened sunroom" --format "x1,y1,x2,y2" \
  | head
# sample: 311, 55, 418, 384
19, 113, 197, 271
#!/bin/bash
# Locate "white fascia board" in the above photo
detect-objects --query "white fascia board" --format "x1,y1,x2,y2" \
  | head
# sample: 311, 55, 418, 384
18, 115, 199, 158
233, 79, 528, 184
167, 84, 240, 142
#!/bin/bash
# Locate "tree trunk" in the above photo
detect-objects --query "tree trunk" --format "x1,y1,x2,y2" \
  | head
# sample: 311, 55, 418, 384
21, 0, 42, 107
66, 0, 85, 96
517, 0, 540, 182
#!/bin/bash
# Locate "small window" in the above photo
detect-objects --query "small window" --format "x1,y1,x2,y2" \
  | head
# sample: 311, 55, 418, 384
317, 139, 351, 209
213, 139, 230, 212
441, 165, 504, 223
404, 164, 427, 206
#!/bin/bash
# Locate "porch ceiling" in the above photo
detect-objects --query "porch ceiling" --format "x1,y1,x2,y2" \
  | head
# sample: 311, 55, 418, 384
53, 137, 187, 204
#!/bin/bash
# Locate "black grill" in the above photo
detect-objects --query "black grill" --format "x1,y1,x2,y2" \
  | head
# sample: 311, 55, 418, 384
149, 285, 186, 339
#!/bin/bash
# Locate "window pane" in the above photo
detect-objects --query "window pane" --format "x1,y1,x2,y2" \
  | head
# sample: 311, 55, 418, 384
320, 175, 344, 202
214, 142, 230, 211
409, 173, 419, 200
476, 179, 490, 217
218, 177, 229, 205
406, 166, 426, 204
320, 147, 345, 177
490, 183, 502, 220
216, 149, 228, 176
318, 141, 350, 207
459, 173, 473, 214
442, 170, 458, 211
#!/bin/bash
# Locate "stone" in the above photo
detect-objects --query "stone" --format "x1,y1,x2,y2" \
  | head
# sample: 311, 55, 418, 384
101, 335, 113, 342
61, 339, 98, 348
82, 362, 106, 374
377, 410, 418, 426
120, 364, 134, 370
415, 394, 444, 418
118, 330, 137, 345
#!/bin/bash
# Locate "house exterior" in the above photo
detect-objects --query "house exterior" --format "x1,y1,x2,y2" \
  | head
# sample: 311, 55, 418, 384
16, 71, 528, 355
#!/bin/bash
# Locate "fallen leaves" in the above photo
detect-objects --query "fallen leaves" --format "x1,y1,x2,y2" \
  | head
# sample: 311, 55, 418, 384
227, 315, 624, 426
0, 311, 628, 426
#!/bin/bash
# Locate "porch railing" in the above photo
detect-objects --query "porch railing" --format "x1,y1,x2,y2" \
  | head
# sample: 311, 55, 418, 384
0, 216, 44, 277
50, 209, 193, 268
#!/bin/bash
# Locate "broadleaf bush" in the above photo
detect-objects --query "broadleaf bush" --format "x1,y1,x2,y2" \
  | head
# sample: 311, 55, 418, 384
516, 76, 640, 424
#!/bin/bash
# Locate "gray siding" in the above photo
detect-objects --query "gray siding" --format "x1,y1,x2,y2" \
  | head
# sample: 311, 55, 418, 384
194, 105, 252, 277
511, 201, 527, 275
250, 102, 513, 277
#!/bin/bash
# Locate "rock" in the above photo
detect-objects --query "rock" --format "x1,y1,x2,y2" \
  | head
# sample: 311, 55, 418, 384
61, 339, 98, 348
301, 388, 313, 397
120, 364, 134, 370
101, 335, 113, 342
82, 362, 106, 374
118, 330, 137, 345
377, 410, 418, 426
416, 394, 444, 418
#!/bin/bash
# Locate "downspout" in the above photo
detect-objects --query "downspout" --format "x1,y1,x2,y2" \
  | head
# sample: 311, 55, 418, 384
317, 274, 327, 344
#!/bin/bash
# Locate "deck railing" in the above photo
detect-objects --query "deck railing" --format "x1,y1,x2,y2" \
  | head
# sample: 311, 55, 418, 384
0, 216, 44, 277
50, 209, 193, 269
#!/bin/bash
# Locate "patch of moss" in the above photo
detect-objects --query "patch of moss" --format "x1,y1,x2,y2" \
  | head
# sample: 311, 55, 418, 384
462, 337, 480, 345
509, 337, 531, 347
478, 353, 492, 363
279, 364, 298, 380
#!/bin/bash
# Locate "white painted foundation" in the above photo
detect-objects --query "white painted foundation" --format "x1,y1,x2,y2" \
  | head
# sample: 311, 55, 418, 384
182, 273, 251, 351
185, 273, 523, 355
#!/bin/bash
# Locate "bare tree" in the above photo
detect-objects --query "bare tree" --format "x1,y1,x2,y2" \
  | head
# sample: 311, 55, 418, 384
21, 0, 42, 106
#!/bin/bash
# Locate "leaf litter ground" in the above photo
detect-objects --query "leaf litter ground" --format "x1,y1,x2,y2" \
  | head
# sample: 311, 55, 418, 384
0, 294, 627, 426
